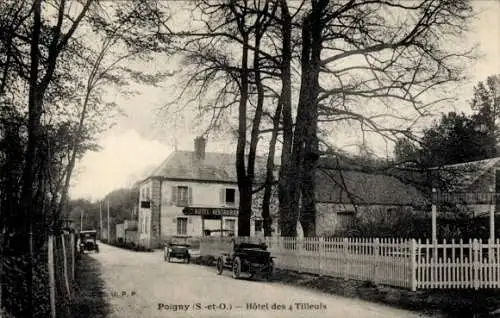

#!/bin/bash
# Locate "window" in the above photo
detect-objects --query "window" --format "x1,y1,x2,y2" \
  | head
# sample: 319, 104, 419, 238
337, 211, 355, 229
225, 188, 236, 205
177, 217, 188, 235
146, 188, 150, 200
145, 215, 149, 234
255, 220, 263, 232
225, 219, 236, 233
177, 186, 189, 206
220, 188, 237, 206
385, 208, 395, 223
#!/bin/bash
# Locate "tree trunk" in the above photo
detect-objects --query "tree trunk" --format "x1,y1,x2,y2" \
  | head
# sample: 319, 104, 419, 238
277, 0, 296, 237
236, 29, 251, 237
299, 0, 325, 237
284, 11, 315, 238
14, 1, 42, 315
262, 96, 282, 237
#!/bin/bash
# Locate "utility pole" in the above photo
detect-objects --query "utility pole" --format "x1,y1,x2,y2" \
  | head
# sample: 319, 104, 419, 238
80, 208, 84, 231
99, 201, 103, 240
107, 200, 110, 243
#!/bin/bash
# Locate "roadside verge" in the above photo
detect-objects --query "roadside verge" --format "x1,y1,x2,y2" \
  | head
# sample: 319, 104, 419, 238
68, 254, 111, 318
191, 254, 500, 318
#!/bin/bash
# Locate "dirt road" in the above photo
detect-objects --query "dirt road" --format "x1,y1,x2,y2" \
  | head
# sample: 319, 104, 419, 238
91, 243, 434, 318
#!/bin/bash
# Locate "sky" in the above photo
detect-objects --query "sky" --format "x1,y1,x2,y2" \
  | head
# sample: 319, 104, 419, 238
69, 1, 500, 201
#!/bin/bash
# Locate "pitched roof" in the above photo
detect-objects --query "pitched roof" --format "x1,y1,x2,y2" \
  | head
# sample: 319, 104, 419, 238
431, 157, 500, 191
149, 151, 235, 182
148, 150, 269, 183
315, 169, 427, 206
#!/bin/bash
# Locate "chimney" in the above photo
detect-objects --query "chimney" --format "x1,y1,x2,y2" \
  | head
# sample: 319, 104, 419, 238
194, 136, 206, 160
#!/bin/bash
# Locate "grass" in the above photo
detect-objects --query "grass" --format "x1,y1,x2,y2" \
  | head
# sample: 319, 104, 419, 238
192, 255, 500, 318
67, 254, 111, 318
269, 269, 500, 317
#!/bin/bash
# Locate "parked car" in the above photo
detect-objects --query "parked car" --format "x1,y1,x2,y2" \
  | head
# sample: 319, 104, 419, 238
79, 230, 99, 253
164, 242, 191, 263
216, 239, 274, 280
204, 229, 234, 237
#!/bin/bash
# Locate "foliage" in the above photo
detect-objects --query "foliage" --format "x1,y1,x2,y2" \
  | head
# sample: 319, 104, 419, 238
156, 0, 476, 236
67, 186, 139, 233
394, 75, 500, 167
0, 0, 173, 316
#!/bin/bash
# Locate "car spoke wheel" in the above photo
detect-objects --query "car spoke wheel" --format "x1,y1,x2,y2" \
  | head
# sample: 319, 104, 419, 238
232, 257, 241, 279
216, 258, 224, 275
266, 260, 275, 281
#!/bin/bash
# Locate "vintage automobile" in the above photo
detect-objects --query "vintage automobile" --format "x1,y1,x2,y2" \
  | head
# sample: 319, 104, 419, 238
79, 230, 99, 253
204, 229, 234, 237
164, 242, 191, 263
216, 240, 275, 280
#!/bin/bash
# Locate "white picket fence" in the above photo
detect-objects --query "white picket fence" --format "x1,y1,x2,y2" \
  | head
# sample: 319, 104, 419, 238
199, 236, 500, 291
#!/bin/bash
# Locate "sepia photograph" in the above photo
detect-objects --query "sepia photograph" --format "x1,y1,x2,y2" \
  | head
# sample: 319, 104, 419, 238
0, 0, 499, 317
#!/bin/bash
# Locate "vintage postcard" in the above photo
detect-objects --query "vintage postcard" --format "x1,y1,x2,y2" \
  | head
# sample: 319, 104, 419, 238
0, 1, 499, 317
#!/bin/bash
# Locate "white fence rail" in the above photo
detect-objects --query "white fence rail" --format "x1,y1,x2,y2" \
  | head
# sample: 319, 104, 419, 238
199, 236, 500, 291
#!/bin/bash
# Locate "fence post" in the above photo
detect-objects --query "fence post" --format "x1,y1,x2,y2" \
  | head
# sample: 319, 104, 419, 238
48, 235, 56, 318
373, 238, 379, 285
410, 239, 417, 291
61, 234, 71, 299
473, 239, 480, 290
319, 237, 324, 276
70, 232, 75, 281
343, 238, 349, 280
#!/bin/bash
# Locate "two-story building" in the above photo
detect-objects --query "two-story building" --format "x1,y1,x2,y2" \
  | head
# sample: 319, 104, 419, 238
137, 137, 266, 248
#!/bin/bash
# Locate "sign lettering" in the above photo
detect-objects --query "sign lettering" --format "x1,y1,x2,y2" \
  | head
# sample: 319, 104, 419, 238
183, 207, 238, 217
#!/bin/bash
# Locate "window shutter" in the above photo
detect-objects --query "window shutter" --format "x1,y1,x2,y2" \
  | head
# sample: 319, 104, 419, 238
235, 188, 240, 206
171, 186, 177, 205
188, 187, 193, 205
220, 188, 225, 204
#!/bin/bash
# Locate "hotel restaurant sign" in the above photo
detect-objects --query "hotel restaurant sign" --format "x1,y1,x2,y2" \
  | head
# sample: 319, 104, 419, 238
182, 207, 238, 217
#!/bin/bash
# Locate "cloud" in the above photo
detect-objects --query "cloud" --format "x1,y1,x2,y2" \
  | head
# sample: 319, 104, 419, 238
70, 129, 172, 200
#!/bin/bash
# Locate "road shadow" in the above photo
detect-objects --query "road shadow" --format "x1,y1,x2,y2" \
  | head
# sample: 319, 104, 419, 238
67, 254, 111, 318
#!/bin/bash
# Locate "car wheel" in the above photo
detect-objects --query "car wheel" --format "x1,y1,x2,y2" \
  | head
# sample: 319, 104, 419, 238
232, 257, 241, 279
216, 257, 224, 275
266, 260, 275, 281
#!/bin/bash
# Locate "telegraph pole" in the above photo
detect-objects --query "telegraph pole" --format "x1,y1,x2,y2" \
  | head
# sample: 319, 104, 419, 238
99, 201, 103, 240
107, 200, 110, 243
80, 208, 84, 231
